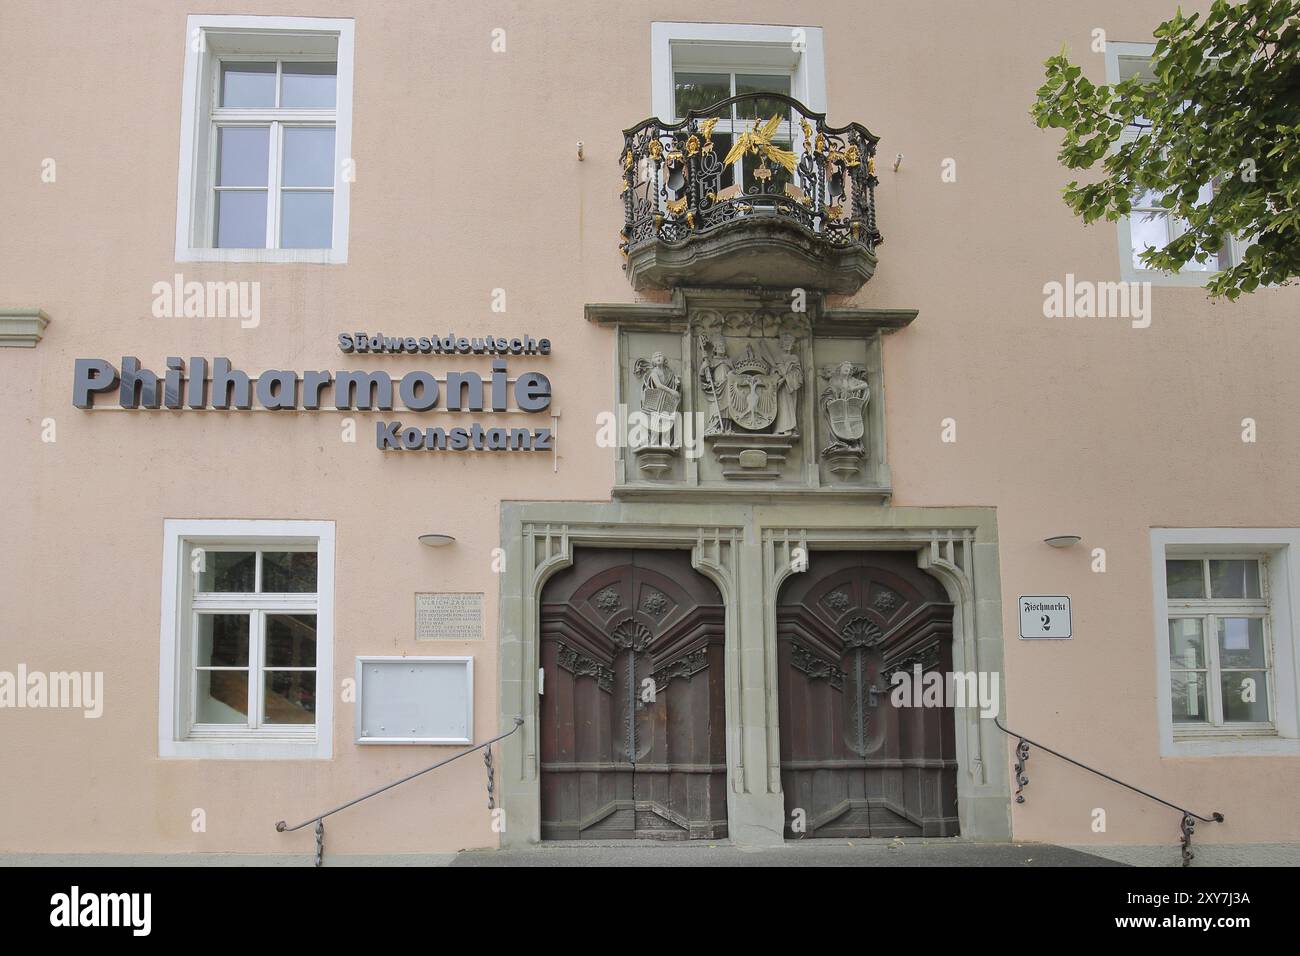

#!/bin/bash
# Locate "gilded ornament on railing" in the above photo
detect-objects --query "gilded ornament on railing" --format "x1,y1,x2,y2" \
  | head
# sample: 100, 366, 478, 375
665, 197, 687, 217
699, 117, 718, 151
723, 114, 798, 176
624, 149, 633, 170
685, 134, 700, 156
649, 139, 663, 161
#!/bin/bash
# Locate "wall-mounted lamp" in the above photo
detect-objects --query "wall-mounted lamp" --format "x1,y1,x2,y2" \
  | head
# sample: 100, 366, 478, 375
419, 534, 456, 547
576, 141, 584, 161
1043, 535, 1081, 549
892, 152, 903, 172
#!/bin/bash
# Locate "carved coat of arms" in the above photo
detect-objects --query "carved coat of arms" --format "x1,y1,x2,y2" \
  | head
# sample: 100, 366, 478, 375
723, 347, 780, 431
819, 362, 870, 449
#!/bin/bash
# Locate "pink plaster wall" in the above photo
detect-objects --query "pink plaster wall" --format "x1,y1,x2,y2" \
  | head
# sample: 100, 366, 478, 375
1, 0, 1296, 853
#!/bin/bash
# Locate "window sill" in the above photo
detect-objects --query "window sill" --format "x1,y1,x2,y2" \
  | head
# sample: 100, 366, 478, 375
1124, 267, 1221, 288
161, 734, 327, 760
1163, 734, 1299, 758
176, 247, 345, 265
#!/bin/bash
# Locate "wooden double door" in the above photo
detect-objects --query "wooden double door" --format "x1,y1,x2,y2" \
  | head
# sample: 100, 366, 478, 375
777, 551, 960, 838
539, 548, 726, 840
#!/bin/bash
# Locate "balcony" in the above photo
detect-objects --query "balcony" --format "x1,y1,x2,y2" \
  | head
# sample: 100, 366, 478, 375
619, 93, 882, 295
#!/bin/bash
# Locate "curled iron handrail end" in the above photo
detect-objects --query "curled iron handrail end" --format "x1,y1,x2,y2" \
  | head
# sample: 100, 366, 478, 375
274, 821, 287, 832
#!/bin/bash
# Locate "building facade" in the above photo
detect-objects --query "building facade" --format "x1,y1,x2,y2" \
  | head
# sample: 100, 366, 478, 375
2, 1, 1298, 865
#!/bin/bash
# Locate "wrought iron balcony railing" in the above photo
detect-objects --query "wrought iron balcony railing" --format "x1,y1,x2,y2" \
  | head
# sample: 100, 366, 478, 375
619, 93, 882, 293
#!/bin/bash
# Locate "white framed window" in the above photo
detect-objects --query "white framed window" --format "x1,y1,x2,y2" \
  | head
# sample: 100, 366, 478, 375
175, 16, 354, 264
652, 23, 824, 120
671, 67, 798, 195
1151, 529, 1300, 757
650, 24, 825, 206
1165, 556, 1274, 732
159, 520, 335, 758
1105, 41, 1245, 285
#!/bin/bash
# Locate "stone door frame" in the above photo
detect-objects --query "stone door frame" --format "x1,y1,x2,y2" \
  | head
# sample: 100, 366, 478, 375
497, 500, 1012, 846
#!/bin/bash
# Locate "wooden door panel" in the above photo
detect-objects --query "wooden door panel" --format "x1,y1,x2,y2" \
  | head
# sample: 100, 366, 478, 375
540, 548, 726, 840
778, 551, 959, 839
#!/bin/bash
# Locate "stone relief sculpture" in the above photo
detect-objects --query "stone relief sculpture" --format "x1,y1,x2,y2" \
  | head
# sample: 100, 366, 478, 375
819, 361, 870, 477
633, 351, 681, 445
769, 332, 802, 436
697, 327, 734, 437
696, 315, 803, 438
631, 351, 681, 477
692, 310, 808, 478
721, 346, 780, 431
608, 294, 896, 495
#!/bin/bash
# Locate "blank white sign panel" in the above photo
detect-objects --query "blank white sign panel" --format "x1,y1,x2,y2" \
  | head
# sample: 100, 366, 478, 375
355, 656, 473, 745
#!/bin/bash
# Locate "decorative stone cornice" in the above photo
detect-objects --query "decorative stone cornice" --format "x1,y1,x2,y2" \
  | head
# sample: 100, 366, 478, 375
0, 309, 50, 348
585, 288, 919, 337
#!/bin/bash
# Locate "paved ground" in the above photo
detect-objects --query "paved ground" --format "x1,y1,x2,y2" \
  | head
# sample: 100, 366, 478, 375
450, 839, 1124, 867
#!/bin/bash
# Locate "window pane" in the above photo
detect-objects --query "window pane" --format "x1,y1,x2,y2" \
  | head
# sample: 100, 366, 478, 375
1168, 618, 1205, 668
264, 671, 316, 724
217, 127, 269, 186
706, 133, 736, 190
263, 551, 317, 592
735, 74, 792, 121
220, 61, 276, 107
282, 127, 335, 186
1217, 617, 1266, 668
198, 670, 249, 723
265, 614, 317, 668
673, 72, 730, 118
280, 191, 333, 248
1209, 560, 1261, 599
215, 190, 268, 249
1220, 670, 1269, 722
1165, 560, 1205, 599
1170, 671, 1207, 722
197, 614, 250, 667
198, 551, 255, 592
1132, 187, 1168, 210
1131, 210, 1170, 268
281, 61, 336, 108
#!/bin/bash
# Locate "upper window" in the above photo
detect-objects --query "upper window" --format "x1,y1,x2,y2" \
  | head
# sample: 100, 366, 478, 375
1165, 557, 1273, 733
672, 69, 796, 195
1105, 41, 1244, 285
175, 16, 355, 264
159, 520, 335, 758
1151, 530, 1300, 757
653, 24, 824, 114
652, 23, 824, 205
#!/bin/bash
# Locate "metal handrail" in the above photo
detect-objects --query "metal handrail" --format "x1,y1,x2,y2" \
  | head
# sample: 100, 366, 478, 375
993, 716, 1224, 866
275, 716, 524, 865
